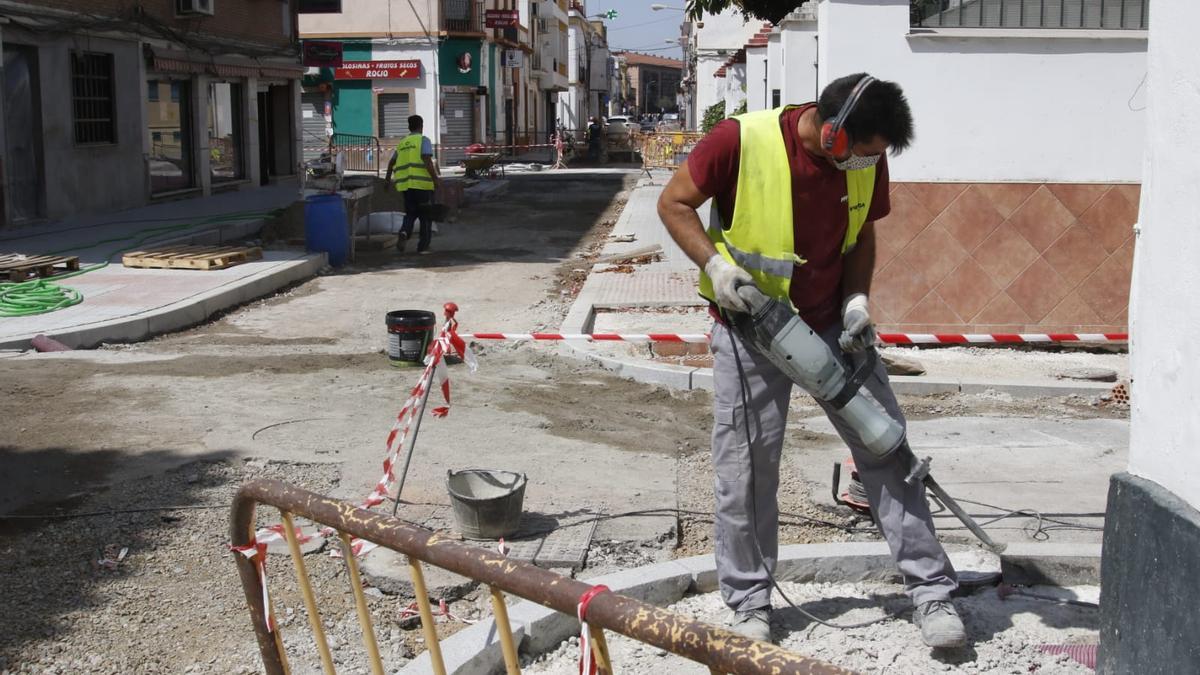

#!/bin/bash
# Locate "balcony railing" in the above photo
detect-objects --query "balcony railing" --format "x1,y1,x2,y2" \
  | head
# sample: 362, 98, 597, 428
441, 0, 484, 33
910, 0, 1148, 29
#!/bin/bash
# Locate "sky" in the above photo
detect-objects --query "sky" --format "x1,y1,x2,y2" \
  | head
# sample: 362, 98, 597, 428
588, 0, 688, 60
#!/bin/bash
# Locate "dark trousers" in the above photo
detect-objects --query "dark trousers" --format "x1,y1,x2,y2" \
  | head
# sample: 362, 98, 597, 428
402, 189, 434, 252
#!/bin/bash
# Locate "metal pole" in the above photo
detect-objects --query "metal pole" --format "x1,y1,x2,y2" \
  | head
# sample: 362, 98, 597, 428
392, 360, 438, 516
923, 476, 1004, 553
339, 532, 386, 675
409, 558, 449, 675
281, 511, 337, 675
489, 586, 523, 675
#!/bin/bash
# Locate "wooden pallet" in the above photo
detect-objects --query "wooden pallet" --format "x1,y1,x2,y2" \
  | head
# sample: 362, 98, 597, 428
0, 253, 82, 282
122, 245, 263, 271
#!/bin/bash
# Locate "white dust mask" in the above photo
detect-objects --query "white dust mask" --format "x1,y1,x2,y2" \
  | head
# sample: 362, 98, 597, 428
833, 153, 881, 171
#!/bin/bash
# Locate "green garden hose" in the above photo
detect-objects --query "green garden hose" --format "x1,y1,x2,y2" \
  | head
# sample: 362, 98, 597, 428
0, 209, 282, 318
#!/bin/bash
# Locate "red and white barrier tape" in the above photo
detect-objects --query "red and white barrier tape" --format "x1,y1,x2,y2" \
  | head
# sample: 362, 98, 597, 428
437, 142, 556, 151
239, 303, 476, 560
230, 540, 274, 632
576, 585, 610, 675
459, 332, 1128, 345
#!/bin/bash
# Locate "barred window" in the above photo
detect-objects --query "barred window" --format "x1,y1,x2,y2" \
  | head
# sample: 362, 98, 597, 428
72, 52, 116, 144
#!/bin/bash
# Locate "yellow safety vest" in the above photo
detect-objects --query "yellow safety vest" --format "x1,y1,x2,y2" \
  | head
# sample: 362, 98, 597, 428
391, 134, 434, 192
698, 106, 876, 306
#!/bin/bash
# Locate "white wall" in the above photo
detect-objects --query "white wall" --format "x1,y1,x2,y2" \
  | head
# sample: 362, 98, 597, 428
371, 43, 440, 149
745, 46, 768, 111
816, 0, 1147, 182
694, 54, 728, 121
779, 16, 817, 105
1127, 3, 1200, 510
694, 8, 759, 51
725, 62, 747, 115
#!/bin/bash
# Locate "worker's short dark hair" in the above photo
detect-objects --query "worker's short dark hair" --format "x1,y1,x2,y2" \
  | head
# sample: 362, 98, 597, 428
408, 115, 423, 132
818, 73, 913, 154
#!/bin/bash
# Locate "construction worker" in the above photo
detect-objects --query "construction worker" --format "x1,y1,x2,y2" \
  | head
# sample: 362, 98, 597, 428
385, 114, 441, 254
657, 74, 965, 648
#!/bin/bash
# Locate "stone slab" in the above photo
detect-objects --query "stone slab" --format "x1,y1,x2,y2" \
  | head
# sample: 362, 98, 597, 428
1000, 542, 1103, 586
359, 548, 478, 601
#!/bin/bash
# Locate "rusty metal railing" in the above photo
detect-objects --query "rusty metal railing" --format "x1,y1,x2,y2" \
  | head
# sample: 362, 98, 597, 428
231, 479, 851, 675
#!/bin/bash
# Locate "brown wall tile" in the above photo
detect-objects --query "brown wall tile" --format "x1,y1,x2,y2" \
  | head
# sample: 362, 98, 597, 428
897, 225, 968, 288
1042, 224, 1111, 286
1006, 258, 1070, 321
1078, 188, 1138, 253
1077, 255, 1133, 322
1113, 236, 1136, 272
906, 183, 968, 215
934, 185, 1006, 252
972, 223, 1040, 289
1040, 291, 1103, 329
1007, 186, 1077, 252
871, 258, 932, 322
977, 183, 1038, 218
1112, 184, 1141, 208
876, 185, 935, 252
936, 258, 1000, 322
901, 292, 963, 325
973, 293, 1032, 325
1047, 184, 1110, 217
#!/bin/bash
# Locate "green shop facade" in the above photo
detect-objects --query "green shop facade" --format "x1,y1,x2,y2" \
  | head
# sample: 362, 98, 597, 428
301, 37, 501, 165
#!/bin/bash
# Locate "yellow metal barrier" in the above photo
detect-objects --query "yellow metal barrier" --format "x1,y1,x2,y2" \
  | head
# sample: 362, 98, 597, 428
639, 131, 706, 173
231, 479, 851, 675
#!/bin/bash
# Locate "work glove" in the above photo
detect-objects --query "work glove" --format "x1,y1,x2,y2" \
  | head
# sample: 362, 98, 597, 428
839, 293, 876, 353
704, 254, 754, 314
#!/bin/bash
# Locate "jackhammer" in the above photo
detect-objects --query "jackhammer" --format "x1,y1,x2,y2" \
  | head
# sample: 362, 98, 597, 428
728, 284, 1003, 553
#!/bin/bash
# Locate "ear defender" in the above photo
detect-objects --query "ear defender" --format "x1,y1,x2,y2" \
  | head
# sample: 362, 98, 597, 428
821, 75, 876, 157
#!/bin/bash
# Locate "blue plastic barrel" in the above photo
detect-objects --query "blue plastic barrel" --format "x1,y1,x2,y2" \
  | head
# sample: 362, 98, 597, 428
304, 194, 349, 267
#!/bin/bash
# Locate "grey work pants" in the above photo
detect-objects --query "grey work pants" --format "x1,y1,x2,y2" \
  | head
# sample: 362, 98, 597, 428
709, 320, 958, 612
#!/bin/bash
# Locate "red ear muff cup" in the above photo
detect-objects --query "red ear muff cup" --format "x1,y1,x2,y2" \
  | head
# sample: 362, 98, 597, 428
822, 122, 849, 157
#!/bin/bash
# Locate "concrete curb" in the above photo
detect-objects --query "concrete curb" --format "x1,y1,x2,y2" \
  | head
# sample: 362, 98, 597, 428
0, 252, 325, 350
400, 542, 1102, 675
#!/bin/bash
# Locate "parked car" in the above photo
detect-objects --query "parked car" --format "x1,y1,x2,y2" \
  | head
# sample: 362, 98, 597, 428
605, 116, 637, 161
656, 113, 682, 132
639, 120, 657, 133
606, 116, 633, 137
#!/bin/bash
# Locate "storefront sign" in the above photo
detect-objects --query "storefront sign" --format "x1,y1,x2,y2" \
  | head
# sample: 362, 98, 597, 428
503, 49, 524, 67
485, 9, 520, 28
334, 60, 421, 80
303, 41, 343, 67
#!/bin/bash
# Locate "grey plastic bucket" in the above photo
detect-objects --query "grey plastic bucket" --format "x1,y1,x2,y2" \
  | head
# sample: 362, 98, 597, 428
446, 469, 527, 540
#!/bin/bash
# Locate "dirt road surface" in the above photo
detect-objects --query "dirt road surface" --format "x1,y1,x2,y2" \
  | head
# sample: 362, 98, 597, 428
0, 172, 1127, 674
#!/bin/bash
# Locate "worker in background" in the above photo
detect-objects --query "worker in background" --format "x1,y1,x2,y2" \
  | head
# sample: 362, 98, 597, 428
656, 74, 965, 649
385, 114, 441, 255
586, 116, 604, 163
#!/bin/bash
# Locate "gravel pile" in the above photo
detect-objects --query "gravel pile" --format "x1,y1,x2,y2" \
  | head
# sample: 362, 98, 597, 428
526, 581, 1100, 674
0, 459, 480, 675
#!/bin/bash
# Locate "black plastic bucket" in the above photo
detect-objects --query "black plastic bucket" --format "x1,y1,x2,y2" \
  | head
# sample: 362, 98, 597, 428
446, 469, 527, 540
386, 310, 436, 367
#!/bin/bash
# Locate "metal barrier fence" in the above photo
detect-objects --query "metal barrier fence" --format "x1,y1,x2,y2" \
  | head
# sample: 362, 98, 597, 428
330, 133, 383, 176
910, 0, 1148, 29
640, 131, 705, 174
231, 479, 849, 675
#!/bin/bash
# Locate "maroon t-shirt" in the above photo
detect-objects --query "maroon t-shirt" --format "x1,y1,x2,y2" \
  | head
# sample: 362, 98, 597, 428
688, 104, 891, 332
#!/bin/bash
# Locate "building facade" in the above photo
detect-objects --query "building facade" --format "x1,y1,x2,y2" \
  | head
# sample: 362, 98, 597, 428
557, 1, 609, 134
0, 0, 304, 226
617, 52, 683, 119
300, 0, 572, 165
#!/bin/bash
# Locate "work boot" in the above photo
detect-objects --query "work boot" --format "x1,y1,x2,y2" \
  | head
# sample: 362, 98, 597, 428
914, 600, 966, 648
728, 607, 772, 643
